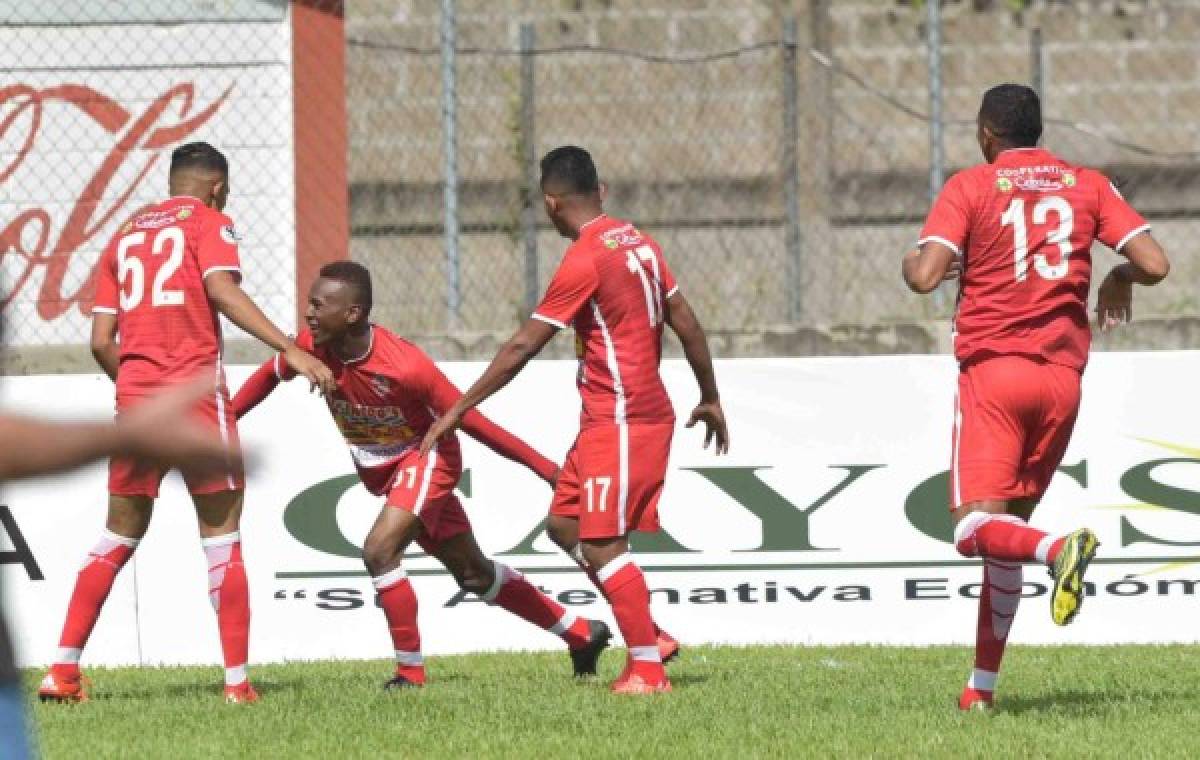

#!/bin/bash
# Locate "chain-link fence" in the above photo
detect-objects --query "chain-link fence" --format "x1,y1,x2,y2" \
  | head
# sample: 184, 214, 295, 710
2, 0, 1199, 371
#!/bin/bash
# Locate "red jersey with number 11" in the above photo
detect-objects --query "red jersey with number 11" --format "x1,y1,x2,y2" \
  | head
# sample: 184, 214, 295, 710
919, 147, 1148, 372
93, 196, 242, 396
533, 215, 678, 430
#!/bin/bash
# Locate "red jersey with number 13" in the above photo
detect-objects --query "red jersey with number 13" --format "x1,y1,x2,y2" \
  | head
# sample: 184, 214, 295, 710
93, 196, 242, 396
533, 215, 677, 429
919, 147, 1149, 372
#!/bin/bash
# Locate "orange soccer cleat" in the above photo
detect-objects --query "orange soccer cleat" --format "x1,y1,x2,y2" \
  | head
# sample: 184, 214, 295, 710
38, 668, 89, 704
610, 663, 672, 695
958, 687, 994, 712
223, 682, 260, 704
656, 628, 681, 665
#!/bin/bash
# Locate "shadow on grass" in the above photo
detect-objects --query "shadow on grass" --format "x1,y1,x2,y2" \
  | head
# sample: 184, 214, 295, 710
996, 688, 1187, 716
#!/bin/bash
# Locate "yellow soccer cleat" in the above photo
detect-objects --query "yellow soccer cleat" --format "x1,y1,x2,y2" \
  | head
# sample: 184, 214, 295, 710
1050, 528, 1099, 626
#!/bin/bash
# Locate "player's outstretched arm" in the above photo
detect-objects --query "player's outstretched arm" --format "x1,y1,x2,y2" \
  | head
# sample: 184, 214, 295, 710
0, 377, 236, 482
231, 357, 288, 419
90, 313, 120, 382
902, 241, 960, 294
1096, 232, 1170, 331
665, 291, 729, 455
204, 271, 336, 396
419, 318, 558, 457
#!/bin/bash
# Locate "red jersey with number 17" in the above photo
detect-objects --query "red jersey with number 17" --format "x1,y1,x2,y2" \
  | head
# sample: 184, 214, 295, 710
533, 215, 677, 430
93, 196, 242, 396
919, 147, 1149, 372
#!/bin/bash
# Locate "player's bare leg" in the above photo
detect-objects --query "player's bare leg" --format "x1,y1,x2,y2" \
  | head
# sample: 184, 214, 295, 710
580, 537, 669, 694
40, 495, 152, 703
547, 514, 678, 665
192, 490, 256, 703
362, 507, 425, 688
952, 498, 1097, 710
431, 530, 610, 676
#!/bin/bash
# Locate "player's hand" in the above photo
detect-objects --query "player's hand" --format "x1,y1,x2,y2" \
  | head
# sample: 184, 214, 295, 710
420, 408, 462, 457
115, 377, 243, 475
285, 345, 336, 396
1096, 267, 1133, 332
686, 400, 729, 455
942, 259, 962, 282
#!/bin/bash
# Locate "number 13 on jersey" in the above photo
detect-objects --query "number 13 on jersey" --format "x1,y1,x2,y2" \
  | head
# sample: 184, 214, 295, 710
1000, 195, 1074, 282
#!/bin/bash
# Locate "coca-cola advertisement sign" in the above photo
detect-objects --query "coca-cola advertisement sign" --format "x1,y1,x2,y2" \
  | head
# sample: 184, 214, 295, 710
0, 22, 297, 348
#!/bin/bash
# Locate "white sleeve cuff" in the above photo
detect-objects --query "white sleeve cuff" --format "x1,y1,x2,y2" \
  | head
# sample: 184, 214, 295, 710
273, 354, 284, 380
532, 313, 567, 330
92, 306, 118, 314
917, 236, 962, 257
1113, 224, 1151, 254
666, 285, 680, 298
202, 265, 242, 280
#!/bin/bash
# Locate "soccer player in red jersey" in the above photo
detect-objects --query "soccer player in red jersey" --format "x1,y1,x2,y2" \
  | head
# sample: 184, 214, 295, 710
38, 142, 335, 705
903, 85, 1170, 711
232, 262, 612, 688
423, 146, 729, 694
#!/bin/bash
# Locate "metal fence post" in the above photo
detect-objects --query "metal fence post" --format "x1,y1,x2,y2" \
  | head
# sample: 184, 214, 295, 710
519, 23, 538, 315
440, 0, 460, 329
782, 14, 801, 324
927, 0, 946, 311
1031, 27, 1044, 102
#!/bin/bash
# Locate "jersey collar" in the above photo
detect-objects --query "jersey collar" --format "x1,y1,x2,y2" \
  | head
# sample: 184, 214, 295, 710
994, 147, 1052, 165
579, 214, 608, 235
340, 324, 375, 365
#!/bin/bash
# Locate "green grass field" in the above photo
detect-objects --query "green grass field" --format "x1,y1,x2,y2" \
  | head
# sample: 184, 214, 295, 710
28, 644, 1200, 759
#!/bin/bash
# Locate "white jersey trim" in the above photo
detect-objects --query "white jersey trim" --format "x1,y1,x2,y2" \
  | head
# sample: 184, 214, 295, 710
917, 236, 962, 257
202, 265, 242, 280
213, 354, 237, 491
1114, 223, 1151, 254
92, 306, 118, 314
413, 446, 438, 514
532, 312, 567, 330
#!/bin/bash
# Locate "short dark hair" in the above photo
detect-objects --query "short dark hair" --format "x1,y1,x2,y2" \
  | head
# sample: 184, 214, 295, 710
319, 260, 372, 319
540, 145, 599, 194
979, 84, 1042, 147
170, 141, 228, 176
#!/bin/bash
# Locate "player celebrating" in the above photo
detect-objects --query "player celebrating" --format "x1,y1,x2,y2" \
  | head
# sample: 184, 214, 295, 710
422, 146, 728, 695
903, 84, 1170, 710
38, 142, 335, 705
232, 261, 611, 688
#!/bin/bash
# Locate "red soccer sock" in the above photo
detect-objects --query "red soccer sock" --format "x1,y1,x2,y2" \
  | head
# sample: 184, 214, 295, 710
54, 530, 139, 675
570, 546, 669, 641
373, 567, 424, 683
597, 554, 662, 676
484, 563, 591, 648
969, 559, 1023, 696
203, 532, 251, 686
955, 512, 1064, 565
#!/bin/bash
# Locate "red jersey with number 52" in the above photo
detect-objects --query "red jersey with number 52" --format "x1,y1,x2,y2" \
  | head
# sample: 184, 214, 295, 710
919, 147, 1149, 372
93, 196, 242, 396
533, 215, 677, 429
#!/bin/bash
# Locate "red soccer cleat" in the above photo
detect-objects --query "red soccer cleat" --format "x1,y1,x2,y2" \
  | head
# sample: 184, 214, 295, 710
383, 665, 426, 690
38, 668, 88, 703
656, 628, 680, 664
958, 687, 994, 711
224, 682, 260, 704
611, 662, 671, 695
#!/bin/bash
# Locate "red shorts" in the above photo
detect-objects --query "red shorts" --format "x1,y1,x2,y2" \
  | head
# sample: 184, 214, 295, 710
550, 423, 673, 540
383, 451, 471, 553
108, 389, 244, 497
950, 356, 1081, 510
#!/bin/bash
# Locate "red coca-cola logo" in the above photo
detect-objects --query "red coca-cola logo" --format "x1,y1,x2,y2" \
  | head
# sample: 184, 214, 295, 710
0, 82, 231, 322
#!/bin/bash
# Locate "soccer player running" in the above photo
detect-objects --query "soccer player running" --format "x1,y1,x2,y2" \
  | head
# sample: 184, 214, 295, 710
903, 84, 1170, 711
232, 261, 612, 688
422, 146, 729, 695
39, 142, 335, 705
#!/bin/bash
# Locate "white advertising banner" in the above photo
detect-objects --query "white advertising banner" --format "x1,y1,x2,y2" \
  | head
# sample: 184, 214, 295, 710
0, 18, 296, 346
3, 353, 1200, 668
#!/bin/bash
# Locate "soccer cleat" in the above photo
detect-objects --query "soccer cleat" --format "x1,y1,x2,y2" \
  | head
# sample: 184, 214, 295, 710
1050, 528, 1099, 626
38, 669, 89, 703
383, 674, 423, 691
610, 668, 672, 695
958, 687, 994, 712
657, 629, 681, 665
223, 682, 259, 704
569, 619, 612, 677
